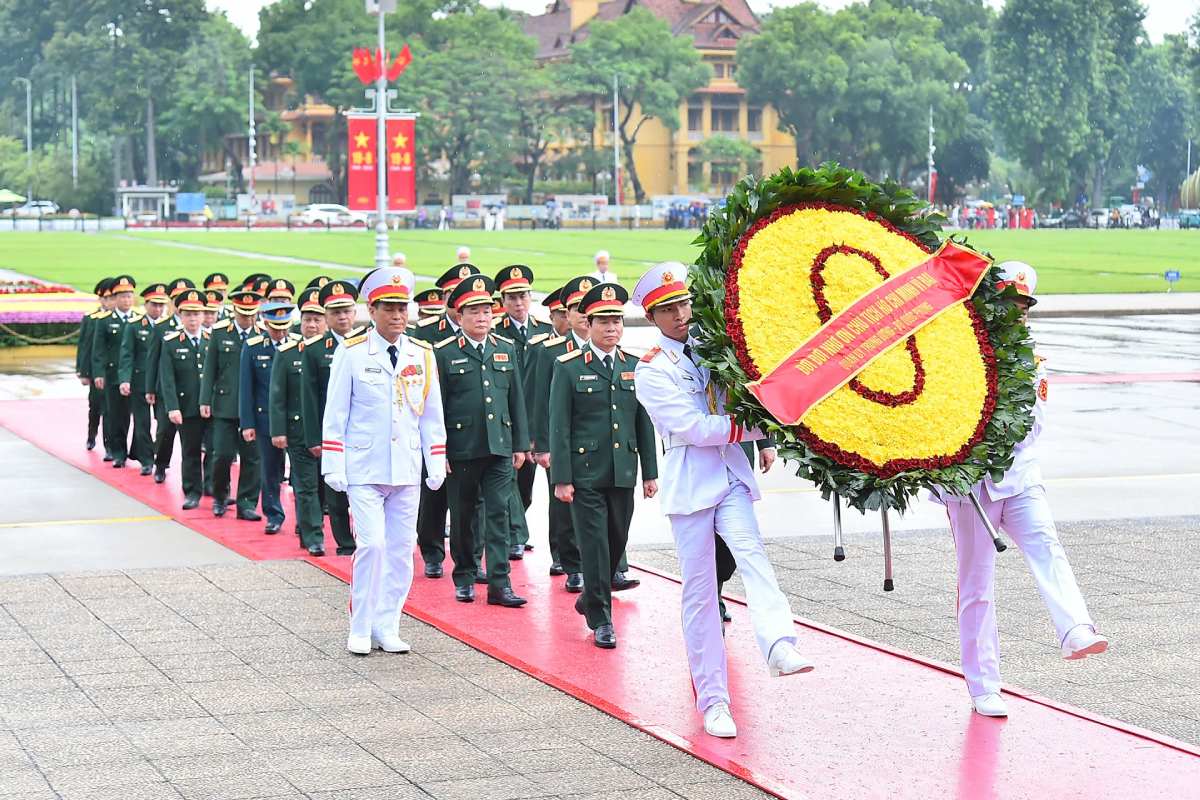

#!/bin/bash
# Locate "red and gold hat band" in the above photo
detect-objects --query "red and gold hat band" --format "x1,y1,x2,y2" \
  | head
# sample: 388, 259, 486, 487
641, 281, 688, 310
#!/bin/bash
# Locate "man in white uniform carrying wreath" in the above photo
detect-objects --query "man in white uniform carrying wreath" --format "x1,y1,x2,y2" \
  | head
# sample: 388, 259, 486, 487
322, 267, 447, 656
632, 262, 814, 740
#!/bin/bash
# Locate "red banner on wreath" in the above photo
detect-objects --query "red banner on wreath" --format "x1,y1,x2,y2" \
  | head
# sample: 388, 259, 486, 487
346, 115, 377, 211
386, 117, 416, 212
747, 241, 991, 425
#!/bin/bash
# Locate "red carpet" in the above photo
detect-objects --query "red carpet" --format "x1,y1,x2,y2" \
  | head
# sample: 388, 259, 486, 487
5, 396, 1199, 799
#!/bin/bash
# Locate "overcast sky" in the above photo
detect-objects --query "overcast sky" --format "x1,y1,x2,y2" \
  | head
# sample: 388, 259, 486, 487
209, 0, 1197, 45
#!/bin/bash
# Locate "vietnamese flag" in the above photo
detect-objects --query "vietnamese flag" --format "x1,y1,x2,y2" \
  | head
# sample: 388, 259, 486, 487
346, 115, 377, 211
386, 116, 416, 212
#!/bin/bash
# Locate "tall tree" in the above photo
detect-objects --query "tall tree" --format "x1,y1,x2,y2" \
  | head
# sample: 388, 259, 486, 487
510, 62, 592, 204
567, 7, 710, 203
1128, 35, 1195, 207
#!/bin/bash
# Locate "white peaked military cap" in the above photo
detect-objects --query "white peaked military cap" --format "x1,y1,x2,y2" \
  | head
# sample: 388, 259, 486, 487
359, 266, 414, 304
995, 261, 1038, 305
632, 261, 691, 312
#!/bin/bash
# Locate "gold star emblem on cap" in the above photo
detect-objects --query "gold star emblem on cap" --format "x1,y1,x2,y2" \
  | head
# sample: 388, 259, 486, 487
472, 278, 486, 292
662, 271, 674, 284
601, 286, 616, 301
391, 273, 404, 285
510, 267, 522, 279
580, 278, 593, 291
332, 283, 344, 294
459, 266, 473, 278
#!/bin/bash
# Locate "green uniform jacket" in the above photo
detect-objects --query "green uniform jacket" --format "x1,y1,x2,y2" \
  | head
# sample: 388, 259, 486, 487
200, 319, 258, 419
549, 347, 657, 489
91, 310, 139, 379
268, 337, 306, 444
75, 308, 105, 378
159, 330, 208, 417
435, 332, 529, 461
145, 316, 182, 398
530, 334, 584, 453
117, 314, 159, 393
412, 315, 456, 345
299, 324, 370, 451
495, 315, 552, 418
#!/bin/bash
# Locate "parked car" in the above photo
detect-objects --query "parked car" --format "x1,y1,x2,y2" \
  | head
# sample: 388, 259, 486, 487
1179, 210, 1200, 229
14, 200, 59, 217
294, 203, 368, 226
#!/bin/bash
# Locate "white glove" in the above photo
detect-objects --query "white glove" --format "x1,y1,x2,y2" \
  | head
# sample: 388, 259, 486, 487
425, 473, 445, 491
324, 472, 347, 493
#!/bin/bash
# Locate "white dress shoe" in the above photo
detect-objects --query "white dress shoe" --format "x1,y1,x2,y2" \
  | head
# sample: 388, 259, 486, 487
346, 635, 371, 655
703, 702, 738, 738
371, 631, 411, 654
971, 693, 1008, 717
767, 641, 815, 677
1062, 625, 1108, 660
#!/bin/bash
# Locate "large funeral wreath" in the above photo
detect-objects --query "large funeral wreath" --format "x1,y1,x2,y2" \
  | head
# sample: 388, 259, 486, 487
690, 163, 1037, 513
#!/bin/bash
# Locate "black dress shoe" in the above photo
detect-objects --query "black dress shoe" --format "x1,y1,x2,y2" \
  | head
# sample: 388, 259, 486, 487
508, 544, 524, 560
487, 587, 527, 608
594, 624, 617, 649
153, 467, 166, 484
548, 562, 565, 576
181, 495, 200, 510
112, 459, 125, 469
102, 452, 114, 462
455, 585, 475, 603
307, 545, 325, 557
236, 509, 262, 521
424, 563, 443, 579
523, 543, 533, 551
264, 522, 281, 534
720, 598, 732, 623
574, 594, 586, 615
336, 548, 356, 557
213, 501, 226, 518
225, 497, 236, 506
611, 571, 640, 591
139, 464, 153, 476
86, 437, 96, 450
474, 570, 488, 585
564, 573, 584, 593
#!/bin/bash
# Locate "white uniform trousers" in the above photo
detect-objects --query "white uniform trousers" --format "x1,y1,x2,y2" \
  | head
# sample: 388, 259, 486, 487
946, 484, 1093, 697
668, 476, 797, 713
347, 483, 420, 640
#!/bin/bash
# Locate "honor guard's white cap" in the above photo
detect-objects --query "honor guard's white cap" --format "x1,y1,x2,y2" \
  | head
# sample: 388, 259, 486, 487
594, 249, 610, 265
391, 252, 407, 266
358, 266, 414, 305
995, 261, 1038, 306
632, 261, 691, 312
456, 246, 471, 262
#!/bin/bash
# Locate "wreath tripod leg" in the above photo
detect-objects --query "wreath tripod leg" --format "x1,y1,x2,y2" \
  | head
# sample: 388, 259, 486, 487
880, 506, 894, 592
832, 492, 845, 562
968, 491, 1008, 553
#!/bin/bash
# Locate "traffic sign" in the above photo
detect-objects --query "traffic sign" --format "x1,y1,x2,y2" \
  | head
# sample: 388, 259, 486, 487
1164, 269, 1181, 292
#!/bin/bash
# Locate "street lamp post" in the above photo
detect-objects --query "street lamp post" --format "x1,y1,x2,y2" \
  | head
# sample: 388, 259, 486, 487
13, 77, 32, 199
368, 0, 396, 270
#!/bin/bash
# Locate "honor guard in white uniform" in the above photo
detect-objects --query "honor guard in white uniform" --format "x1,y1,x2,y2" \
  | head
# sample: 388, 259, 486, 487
321, 267, 447, 656
632, 262, 814, 739
935, 261, 1107, 718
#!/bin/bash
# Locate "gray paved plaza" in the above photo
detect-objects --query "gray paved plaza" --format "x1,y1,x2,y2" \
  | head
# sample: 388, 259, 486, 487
0, 561, 773, 800
633, 514, 1200, 746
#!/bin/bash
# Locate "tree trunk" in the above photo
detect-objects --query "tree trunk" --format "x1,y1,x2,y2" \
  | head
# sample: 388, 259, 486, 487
221, 141, 246, 194
145, 95, 158, 186
1091, 159, 1106, 214
618, 129, 645, 204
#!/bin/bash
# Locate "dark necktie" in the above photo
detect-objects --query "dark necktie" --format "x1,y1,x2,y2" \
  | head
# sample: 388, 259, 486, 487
602, 354, 613, 374
240, 330, 249, 345
387, 344, 398, 369
476, 343, 485, 359
683, 343, 696, 364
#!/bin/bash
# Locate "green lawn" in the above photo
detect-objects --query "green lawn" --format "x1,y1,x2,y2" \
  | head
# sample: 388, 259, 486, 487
0, 227, 1194, 295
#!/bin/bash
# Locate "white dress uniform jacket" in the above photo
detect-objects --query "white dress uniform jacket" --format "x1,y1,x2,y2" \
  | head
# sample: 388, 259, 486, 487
983, 358, 1047, 500
633, 333, 762, 515
321, 329, 447, 485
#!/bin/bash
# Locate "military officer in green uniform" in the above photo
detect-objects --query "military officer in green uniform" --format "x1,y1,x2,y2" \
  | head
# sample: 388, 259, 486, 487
494, 264, 553, 560
158, 289, 210, 509
91, 275, 139, 468
413, 264, 479, 578
550, 282, 658, 648
199, 286, 264, 520
413, 288, 445, 320
271, 287, 327, 555
145, 278, 195, 482
435, 275, 530, 607
118, 283, 170, 475
77, 278, 113, 453
203, 273, 230, 320
300, 280, 366, 557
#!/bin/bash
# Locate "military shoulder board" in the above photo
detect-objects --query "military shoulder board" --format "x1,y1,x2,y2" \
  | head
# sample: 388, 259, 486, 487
129, 312, 143, 321
417, 316, 441, 327
344, 334, 367, 348
246, 335, 264, 346
434, 337, 457, 349
528, 332, 550, 346
279, 340, 300, 352
212, 319, 231, 330
164, 331, 181, 342
303, 334, 324, 346
347, 325, 368, 338
640, 346, 662, 363
557, 349, 583, 363
491, 333, 513, 345
410, 338, 432, 350
542, 335, 566, 348
89, 310, 107, 319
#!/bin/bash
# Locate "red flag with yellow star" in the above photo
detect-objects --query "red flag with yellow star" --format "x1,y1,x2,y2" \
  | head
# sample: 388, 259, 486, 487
346, 115, 377, 211
386, 116, 416, 212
